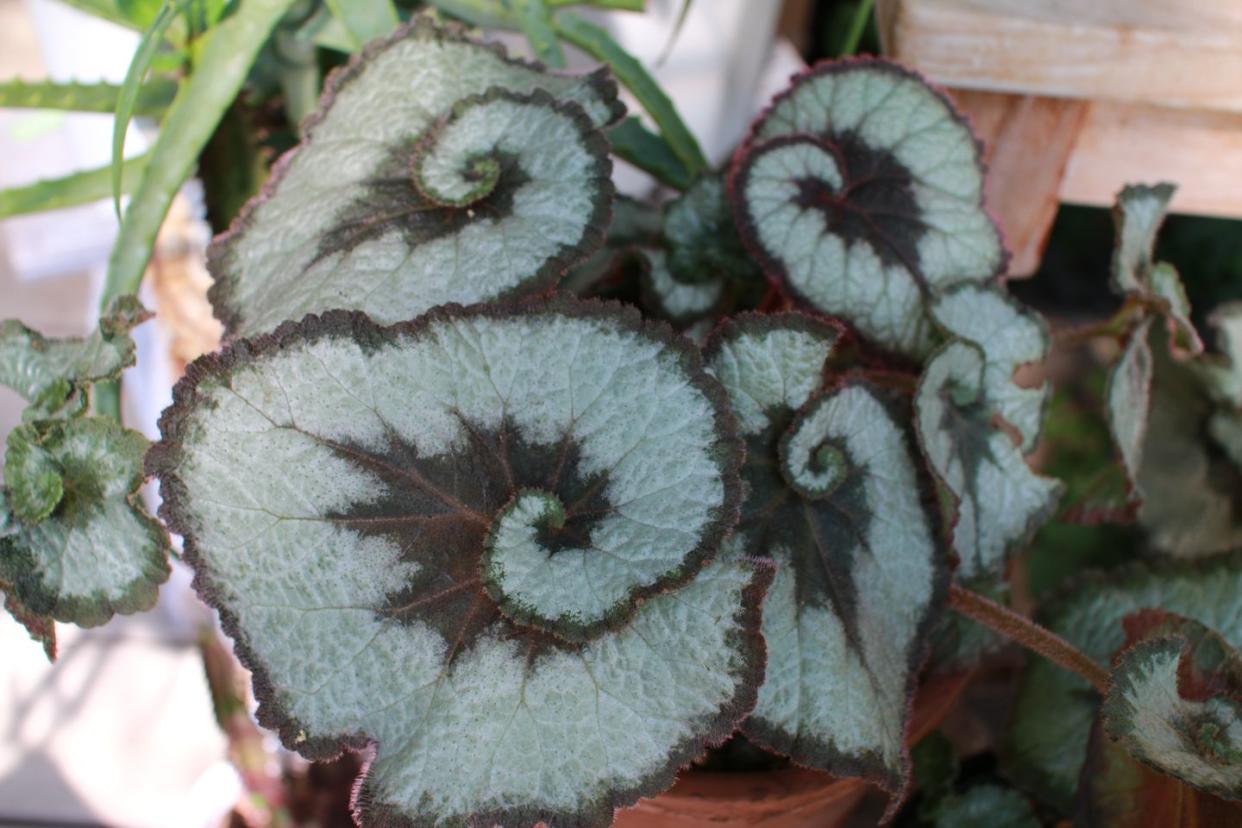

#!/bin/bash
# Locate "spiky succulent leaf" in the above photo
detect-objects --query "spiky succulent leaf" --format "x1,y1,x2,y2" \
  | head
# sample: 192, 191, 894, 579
1006, 553, 1242, 812
929, 284, 1049, 452
704, 314, 947, 798
209, 17, 623, 339
0, 417, 170, 627
0, 295, 149, 418
1111, 184, 1175, 296
1103, 613, 1242, 800
730, 59, 1004, 357
663, 173, 759, 287
148, 299, 771, 827
916, 340, 1062, 582
1107, 319, 1155, 500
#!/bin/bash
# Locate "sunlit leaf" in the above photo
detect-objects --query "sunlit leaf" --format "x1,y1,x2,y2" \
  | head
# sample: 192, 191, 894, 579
209, 16, 623, 339
731, 59, 1005, 357
149, 298, 768, 827
705, 313, 947, 801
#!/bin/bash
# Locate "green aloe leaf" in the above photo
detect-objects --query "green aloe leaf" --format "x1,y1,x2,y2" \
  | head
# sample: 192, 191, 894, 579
731, 59, 1005, 358
0, 152, 149, 220
209, 16, 623, 340
705, 314, 948, 803
0, 78, 176, 115
517, 0, 565, 68
149, 298, 766, 826
101, 0, 299, 309
0, 417, 171, 627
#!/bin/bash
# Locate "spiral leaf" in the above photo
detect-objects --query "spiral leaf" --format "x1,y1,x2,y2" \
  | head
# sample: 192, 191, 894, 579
705, 313, 947, 800
731, 59, 1005, 357
209, 17, 623, 339
149, 299, 768, 827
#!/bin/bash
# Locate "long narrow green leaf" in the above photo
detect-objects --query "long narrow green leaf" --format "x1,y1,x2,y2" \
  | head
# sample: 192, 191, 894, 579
101, 0, 299, 308
111, 0, 188, 216
837, 0, 874, 57
56, 0, 142, 29
516, 0, 565, 67
0, 79, 177, 116
324, 0, 398, 48
423, 0, 518, 28
547, 0, 644, 9
0, 154, 150, 219
554, 12, 707, 173
608, 116, 690, 189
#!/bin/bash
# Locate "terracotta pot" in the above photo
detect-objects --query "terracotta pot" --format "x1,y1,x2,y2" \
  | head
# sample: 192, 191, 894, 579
612, 671, 972, 828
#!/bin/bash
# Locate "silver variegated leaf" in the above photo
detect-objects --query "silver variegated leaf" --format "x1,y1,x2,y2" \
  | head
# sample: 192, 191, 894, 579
929, 284, 1049, 452
1006, 552, 1242, 811
1107, 318, 1154, 499
640, 248, 723, 323
209, 17, 622, 339
705, 313, 947, 799
0, 416, 170, 627
1103, 612, 1242, 801
731, 59, 1005, 357
0, 295, 149, 419
149, 299, 769, 827
662, 173, 759, 287
916, 341, 1062, 582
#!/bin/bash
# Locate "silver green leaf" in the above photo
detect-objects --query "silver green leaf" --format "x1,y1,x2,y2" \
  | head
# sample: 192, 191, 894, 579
1111, 183, 1175, 296
1106, 319, 1154, 500
705, 314, 947, 798
731, 59, 1005, 357
0, 295, 149, 419
662, 173, 759, 287
1103, 612, 1242, 800
640, 248, 723, 323
4, 425, 64, 523
1005, 552, 1242, 811
149, 299, 769, 827
1196, 303, 1242, 410
916, 340, 1062, 583
0, 416, 170, 627
209, 16, 623, 340
929, 284, 1050, 452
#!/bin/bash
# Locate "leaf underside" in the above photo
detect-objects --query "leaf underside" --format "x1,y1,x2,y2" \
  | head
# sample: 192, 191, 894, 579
1107, 319, 1155, 502
704, 313, 947, 798
209, 16, 624, 340
916, 339, 1062, 583
1006, 552, 1242, 812
730, 59, 1005, 358
149, 298, 770, 828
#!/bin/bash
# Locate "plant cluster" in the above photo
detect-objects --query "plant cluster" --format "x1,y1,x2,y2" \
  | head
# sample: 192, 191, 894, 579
1, 2, 1241, 827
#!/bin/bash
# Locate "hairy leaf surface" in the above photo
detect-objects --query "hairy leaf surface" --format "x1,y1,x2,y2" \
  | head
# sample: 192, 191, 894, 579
916, 341, 1062, 582
705, 314, 946, 797
640, 248, 723, 323
662, 173, 759, 287
1107, 319, 1155, 500
0, 416, 170, 627
149, 299, 769, 827
209, 17, 623, 339
730, 59, 1004, 357
1006, 553, 1242, 812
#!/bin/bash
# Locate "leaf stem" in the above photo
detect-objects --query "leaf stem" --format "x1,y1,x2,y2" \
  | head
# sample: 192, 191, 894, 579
948, 582, 1109, 693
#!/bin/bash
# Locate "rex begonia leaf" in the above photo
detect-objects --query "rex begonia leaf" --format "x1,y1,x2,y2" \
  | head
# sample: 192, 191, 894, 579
208, 16, 623, 340
1107, 319, 1155, 501
1005, 552, 1242, 812
704, 313, 947, 800
916, 340, 1062, 583
148, 298, 770, 827
662, 173, 760, 287
730, 59, 1005, 358
1196, 303, 1242, 410
929, 785, 1040, 828
0, 416, 171, 627
639, 248, 723, 324
929, 284, 1050, 452
0, 295, 150, 419
1102, 611, 1242, 801
1111, 184, 1203, 356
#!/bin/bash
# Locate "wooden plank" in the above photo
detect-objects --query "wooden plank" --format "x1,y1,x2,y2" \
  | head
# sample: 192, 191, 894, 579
879, 0, 1242, 114
951, 90, 1088, 277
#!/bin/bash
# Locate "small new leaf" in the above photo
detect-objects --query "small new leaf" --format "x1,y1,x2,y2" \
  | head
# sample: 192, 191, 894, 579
209, 17, 623, 339
0, 416, 170, 627
149, 298, 767, 827
916, 340, 1062, 583
731, 59, 1005, 357
0, 295, 149, 419
1103, 612, 1242, 800
662, 173, 760, 287
705, 314, 947, 801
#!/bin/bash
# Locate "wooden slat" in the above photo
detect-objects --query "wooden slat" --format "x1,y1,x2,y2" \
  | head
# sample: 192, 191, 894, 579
951, 90, 1088, 277
878, 0, 1242, 114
